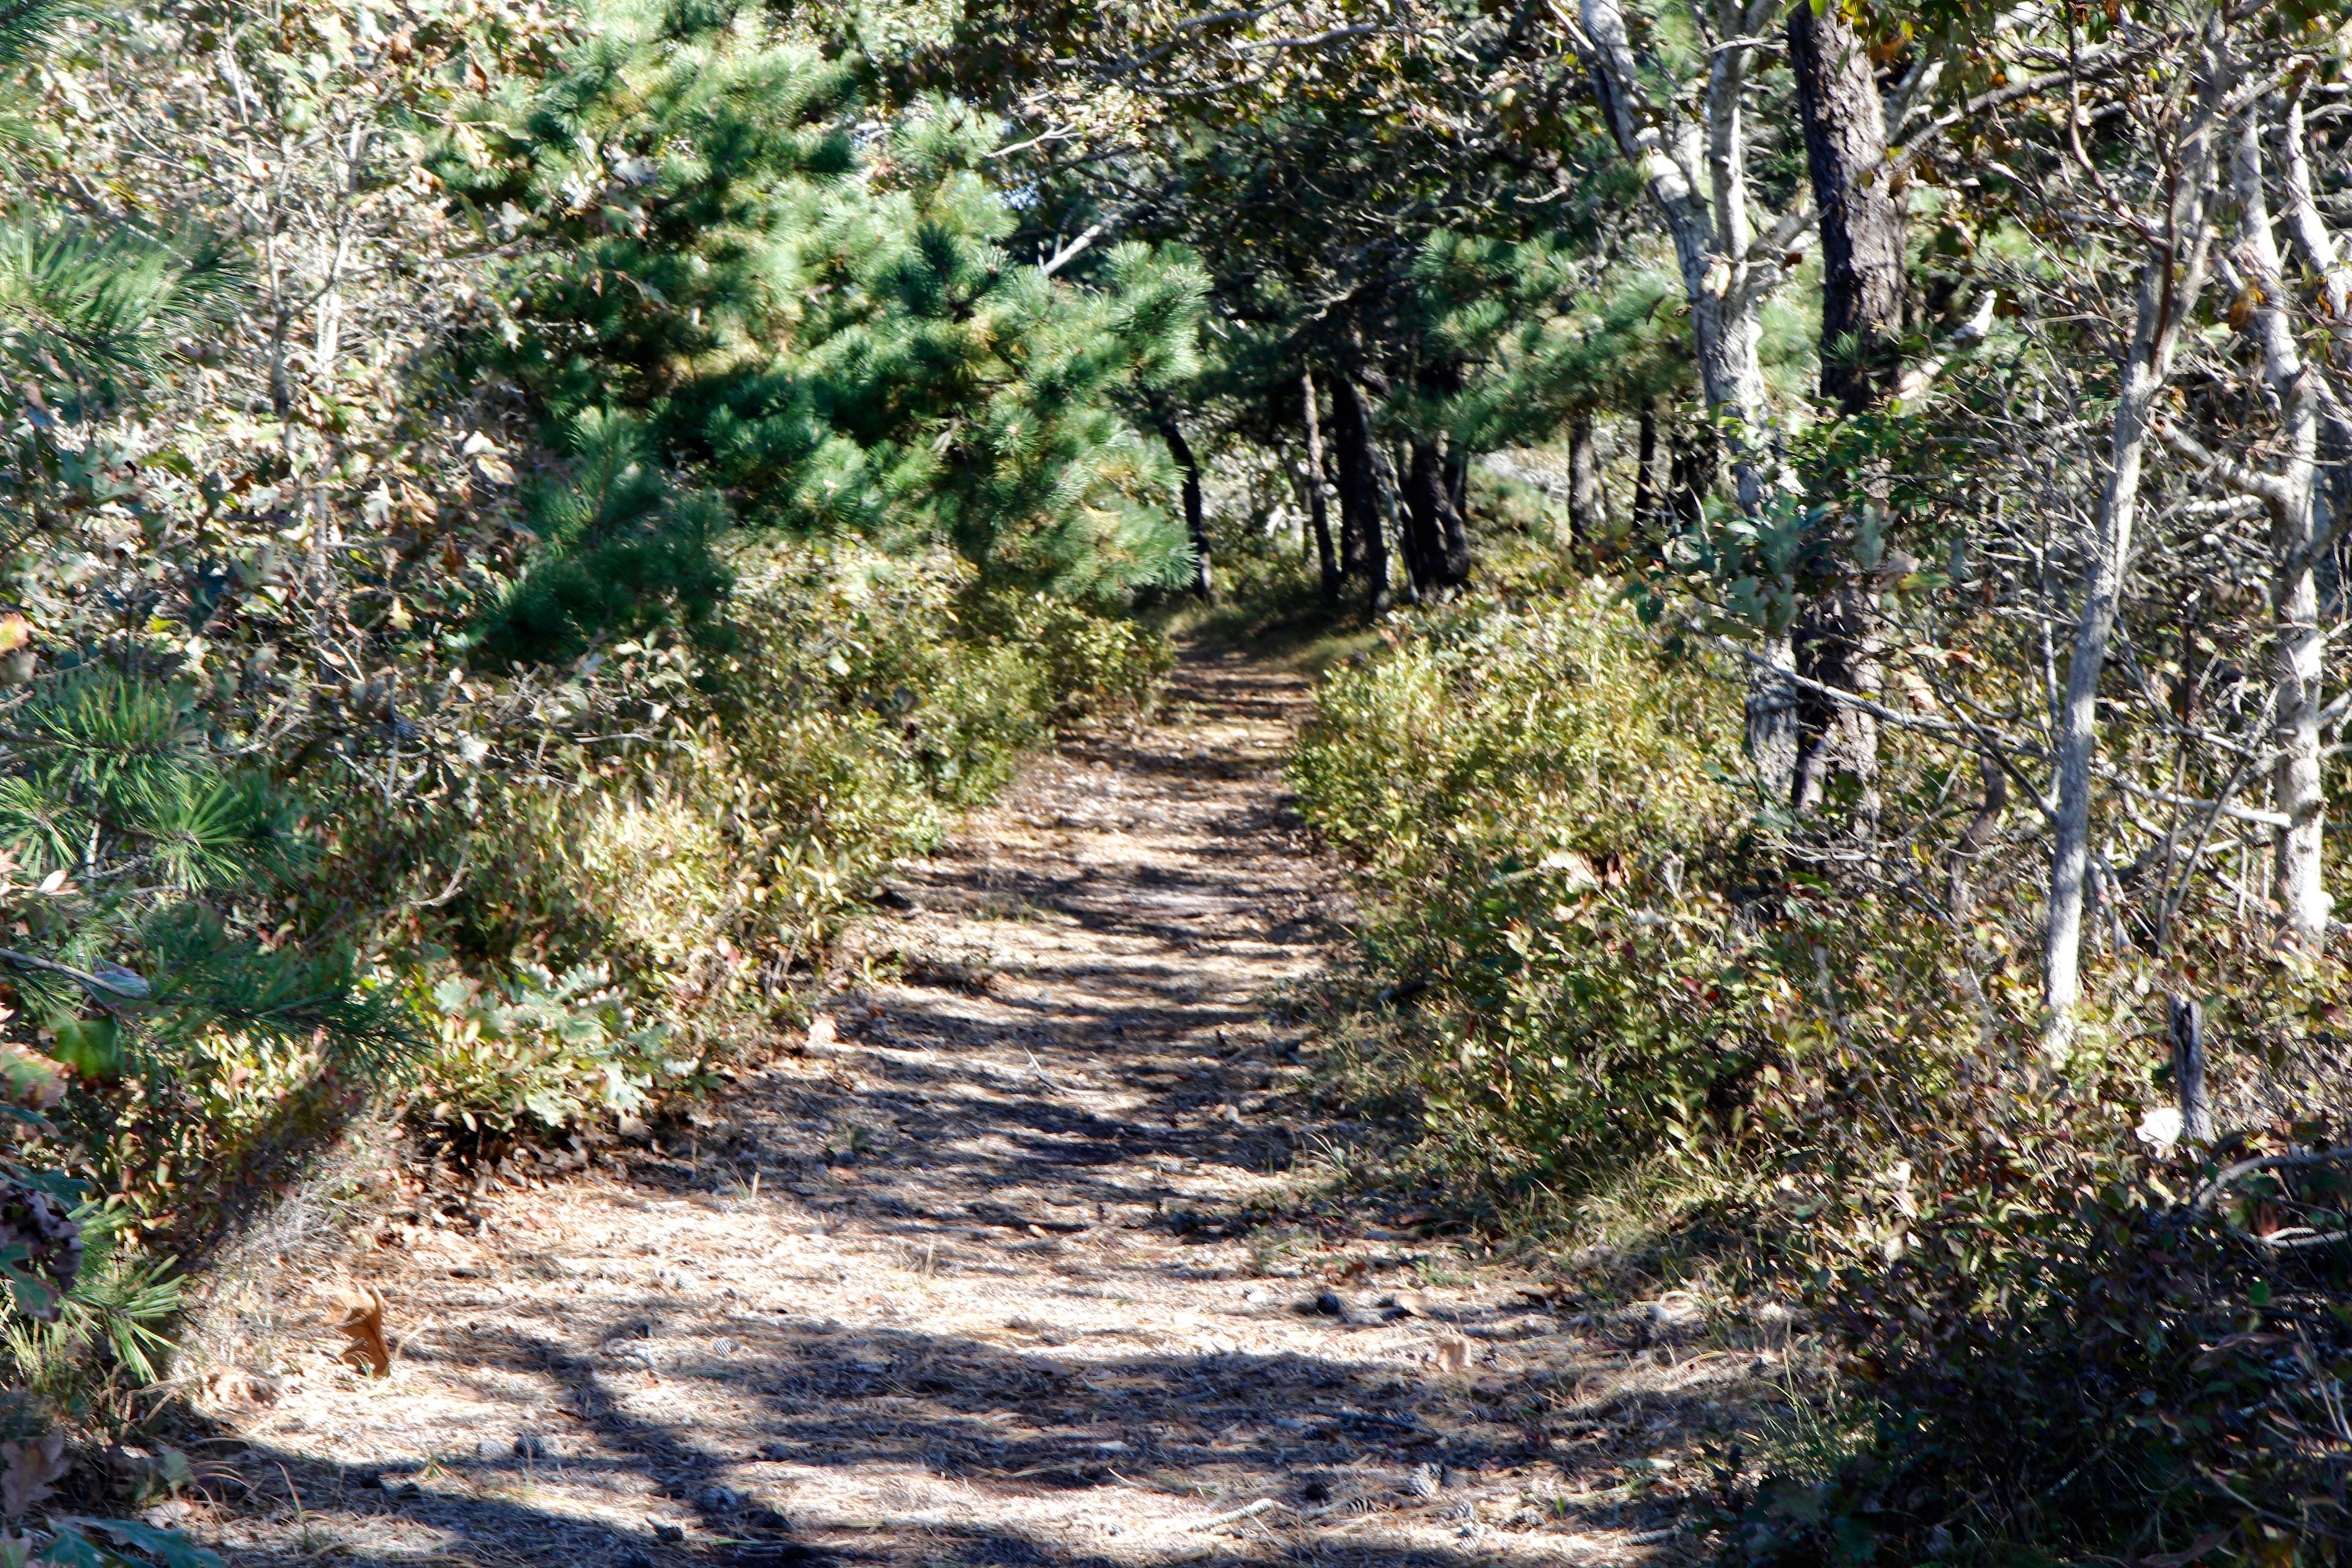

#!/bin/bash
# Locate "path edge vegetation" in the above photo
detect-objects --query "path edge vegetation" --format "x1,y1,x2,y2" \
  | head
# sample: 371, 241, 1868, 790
0, 0, 2346, 1566
0, 4, 1184, 1562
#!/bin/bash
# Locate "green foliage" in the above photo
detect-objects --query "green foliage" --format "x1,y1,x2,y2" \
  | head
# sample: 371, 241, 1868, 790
0, 657, 415, 1278
0, 1174, 212, 1568
468, 409, 734, 666
437, 0, 1207, 663
1423, 244, 1687, 448
1291, 587, 1765, 1185
415, 963, 680, 1136
0, 662, 415, 1078
4, 1198, 177, 1394
0, 219, 236, 423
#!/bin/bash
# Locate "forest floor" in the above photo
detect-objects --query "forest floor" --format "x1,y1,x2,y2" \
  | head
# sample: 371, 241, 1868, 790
176, 647, 1768, 1568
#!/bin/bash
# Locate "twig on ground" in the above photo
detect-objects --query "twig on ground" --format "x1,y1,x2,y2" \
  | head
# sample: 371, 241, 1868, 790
1183, 1497, 1284, 1531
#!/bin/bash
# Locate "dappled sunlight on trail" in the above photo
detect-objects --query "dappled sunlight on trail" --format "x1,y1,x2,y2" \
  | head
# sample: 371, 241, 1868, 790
183, 650, 1746, 1567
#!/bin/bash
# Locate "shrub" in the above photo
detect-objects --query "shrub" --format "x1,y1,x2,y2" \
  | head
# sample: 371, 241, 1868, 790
1289, 587, 1763, 1192
1291, 591, 2352, 1567
981, 589, 1175, 726
386, 540, 1173, 1144
1725, 1115, 2352, 1566
412, 963, 684, 1138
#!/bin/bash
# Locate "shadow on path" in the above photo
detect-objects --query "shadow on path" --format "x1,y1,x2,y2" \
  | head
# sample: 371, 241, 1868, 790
184, 649, 1738, 1568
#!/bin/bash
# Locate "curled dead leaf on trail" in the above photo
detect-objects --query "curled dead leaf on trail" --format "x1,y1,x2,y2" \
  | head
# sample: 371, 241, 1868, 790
328, 1284, 391, 1376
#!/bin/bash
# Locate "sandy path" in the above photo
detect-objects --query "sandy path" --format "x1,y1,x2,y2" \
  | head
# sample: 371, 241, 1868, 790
183, 649, 1746, 1567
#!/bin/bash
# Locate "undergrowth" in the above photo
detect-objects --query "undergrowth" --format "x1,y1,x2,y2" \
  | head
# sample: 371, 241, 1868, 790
0, 538, 1169, 1537
1289, 583, 2352, 1566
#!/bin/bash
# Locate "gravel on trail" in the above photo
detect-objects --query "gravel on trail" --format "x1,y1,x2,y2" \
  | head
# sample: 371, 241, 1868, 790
180, 648, 1754, 1567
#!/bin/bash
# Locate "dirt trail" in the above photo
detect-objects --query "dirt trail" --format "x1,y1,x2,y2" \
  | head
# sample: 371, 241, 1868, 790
188, 650, 1746, 1568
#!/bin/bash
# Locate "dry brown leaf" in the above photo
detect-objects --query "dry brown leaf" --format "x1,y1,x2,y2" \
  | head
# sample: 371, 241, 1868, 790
0, 1429, 67, 1520
0, 614, 32, 655
1434, 1336, 1473, 1376
328, 1285, 391, 1376
204, 1366, 281, 1409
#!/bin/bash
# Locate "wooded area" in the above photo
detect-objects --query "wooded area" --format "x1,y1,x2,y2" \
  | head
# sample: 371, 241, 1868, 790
0, 0, 2346, 1562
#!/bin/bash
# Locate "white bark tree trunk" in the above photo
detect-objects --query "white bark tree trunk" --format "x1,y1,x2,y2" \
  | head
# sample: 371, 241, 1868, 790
2042, 31, 2235, 1060
2231, 112, 2326, 941
1578, 0, 1793, 790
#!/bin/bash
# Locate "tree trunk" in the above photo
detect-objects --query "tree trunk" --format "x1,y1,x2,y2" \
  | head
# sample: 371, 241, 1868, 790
2043, 37, 2233, 1058
1787, 0, 1907, 820
1153, 412, 1215, 602
1791, 586, 1880, 831
1745, 631, 1800, 807
1404, 437, 1470, 595
2231, 111, 2328, 942
1580, 0, 1789, 790
1366, 433, 1401, 614
1668, 423, 1711, 526
1438, 445, 1472, 583
1298, 371, 1343, 603
1789, 0, 1909, 416
1397, 440, 1436, 595
1326, 382, 1371, 582
1328, 374, 1393, 613
1632, 401, 1661, 528
1329, 442, 1365, 579
1567, 415, 1603, 541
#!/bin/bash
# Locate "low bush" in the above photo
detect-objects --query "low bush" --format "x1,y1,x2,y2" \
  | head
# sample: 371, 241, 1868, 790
1289, 586, 1765, 1196
383, 540, 1170, 1146
412, 963, 682, 1139
1291, 590, 2352, 1567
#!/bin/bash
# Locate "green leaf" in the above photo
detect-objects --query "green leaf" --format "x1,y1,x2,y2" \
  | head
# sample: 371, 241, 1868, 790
54, 1518, 225, 1568
32, 1531, 114, 1568
45, 1014, 122, 1079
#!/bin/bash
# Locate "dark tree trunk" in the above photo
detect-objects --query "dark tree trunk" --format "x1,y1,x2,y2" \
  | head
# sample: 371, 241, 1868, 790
1328, 441, 1365, 578
1152, 412, 1215, 601
1401, 439, 1445, 595
1367, 435, 1401, 612
1297, 371, 1342, 602
1328, 373, 1393, 612
1567, 414, 1603, 541
1632, 401, 1661, 528
1439, 446, 1472, 582
1789, 0, 1910, 414
1404, 438, 1471, 592
1668, 421, 1711, 526
1789, 0, 1910, 817
1791, 587, 1878, 813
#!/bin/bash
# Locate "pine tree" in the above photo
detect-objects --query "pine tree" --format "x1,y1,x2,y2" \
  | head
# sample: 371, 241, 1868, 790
439, 1, 1207, 665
